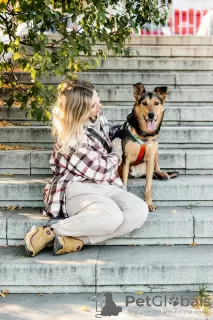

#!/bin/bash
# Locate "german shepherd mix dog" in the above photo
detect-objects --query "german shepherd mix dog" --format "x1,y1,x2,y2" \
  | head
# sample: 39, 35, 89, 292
114, 83, 178, 212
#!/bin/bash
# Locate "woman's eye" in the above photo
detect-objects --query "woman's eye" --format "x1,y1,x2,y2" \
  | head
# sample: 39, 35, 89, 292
142, 102, 147, 106
154, 102, 159, 106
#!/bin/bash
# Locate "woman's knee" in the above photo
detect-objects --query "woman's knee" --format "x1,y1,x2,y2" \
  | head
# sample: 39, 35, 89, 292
102, 209, 124, 234
131, 200, 149, 228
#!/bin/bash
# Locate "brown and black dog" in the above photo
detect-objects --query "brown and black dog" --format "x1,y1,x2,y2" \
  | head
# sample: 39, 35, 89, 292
114, 83, 178, 212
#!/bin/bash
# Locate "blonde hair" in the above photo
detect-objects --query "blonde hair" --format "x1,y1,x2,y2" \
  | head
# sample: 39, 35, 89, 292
52, 79, 95, 154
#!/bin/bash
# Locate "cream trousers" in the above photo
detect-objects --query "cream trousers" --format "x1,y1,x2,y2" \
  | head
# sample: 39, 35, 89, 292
51, 182, 149, 244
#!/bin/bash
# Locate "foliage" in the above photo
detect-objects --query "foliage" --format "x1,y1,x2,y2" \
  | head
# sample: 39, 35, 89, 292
0, 0, 168, 122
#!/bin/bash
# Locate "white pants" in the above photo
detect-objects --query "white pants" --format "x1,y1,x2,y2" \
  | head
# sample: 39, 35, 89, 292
51, 182, 149, 244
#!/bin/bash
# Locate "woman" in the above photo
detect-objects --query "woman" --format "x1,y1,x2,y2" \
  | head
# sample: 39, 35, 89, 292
24, 79, 149, 257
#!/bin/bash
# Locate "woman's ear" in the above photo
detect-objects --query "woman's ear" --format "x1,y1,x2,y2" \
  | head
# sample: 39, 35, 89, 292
154, 86, 168, 102
133, 83, 146, 102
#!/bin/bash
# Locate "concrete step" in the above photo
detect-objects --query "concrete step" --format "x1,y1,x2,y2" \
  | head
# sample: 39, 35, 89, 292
0, 292, 207, 318
0, 149, 186, 175
2, 106, 213, 126
0, 206, 194, 246
132, 46, 213, 57
1, 244, 213, 293
51, 34, 213, 46
127, 35, 213, 46
104, 106, 213, 126
95, 58, 213, 71
80, 71, 213, 86
4, 71, 213, 86
98, 46, 213, 57
96, 88, 213, 104
1, 149, 213, 176
0, 175, 213, 207
1, 126, 213, 149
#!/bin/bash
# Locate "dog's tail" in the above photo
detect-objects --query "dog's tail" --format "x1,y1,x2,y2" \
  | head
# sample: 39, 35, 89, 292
153, 171, 179, 180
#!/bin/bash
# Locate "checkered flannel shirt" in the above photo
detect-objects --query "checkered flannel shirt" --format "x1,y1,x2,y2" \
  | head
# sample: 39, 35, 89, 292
42, 111, 124, 219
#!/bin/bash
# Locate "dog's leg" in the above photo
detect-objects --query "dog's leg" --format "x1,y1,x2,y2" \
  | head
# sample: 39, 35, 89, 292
154, 150, 170, 180
145, 149, 156, 212
122, 160, 130, 187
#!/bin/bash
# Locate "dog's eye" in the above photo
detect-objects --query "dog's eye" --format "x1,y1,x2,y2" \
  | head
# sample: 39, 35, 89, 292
142, 102, 147, 106
154, 102, 159, 106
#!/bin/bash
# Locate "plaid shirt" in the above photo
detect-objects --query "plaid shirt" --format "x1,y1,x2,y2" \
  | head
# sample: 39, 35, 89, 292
43, 111, 124, 219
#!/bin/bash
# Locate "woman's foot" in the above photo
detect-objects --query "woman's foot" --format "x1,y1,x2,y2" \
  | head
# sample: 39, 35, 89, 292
53, 235, 84, 255
24, 226, 55, 257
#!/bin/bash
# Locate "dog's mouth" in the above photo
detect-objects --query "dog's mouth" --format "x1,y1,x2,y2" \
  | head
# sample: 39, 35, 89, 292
144, 116, 158, 131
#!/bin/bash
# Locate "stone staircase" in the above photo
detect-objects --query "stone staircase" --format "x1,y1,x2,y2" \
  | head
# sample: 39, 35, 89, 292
1, 36, 213, 294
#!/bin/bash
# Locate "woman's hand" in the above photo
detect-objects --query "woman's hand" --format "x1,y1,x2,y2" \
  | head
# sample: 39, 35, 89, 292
111, 138, 122, 158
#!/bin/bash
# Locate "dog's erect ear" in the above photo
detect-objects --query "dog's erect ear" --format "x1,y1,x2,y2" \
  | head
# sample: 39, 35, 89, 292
154, 86, 168, 102
133, 83, 146, 102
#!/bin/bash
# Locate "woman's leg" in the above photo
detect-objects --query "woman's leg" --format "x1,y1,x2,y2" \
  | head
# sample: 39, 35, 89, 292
51, 185, 148, 245
51, 193, 124, 238
88, 188, 149, 244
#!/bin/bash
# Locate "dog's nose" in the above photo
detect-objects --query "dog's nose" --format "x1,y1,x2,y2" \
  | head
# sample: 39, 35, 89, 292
148, 112, 155, 120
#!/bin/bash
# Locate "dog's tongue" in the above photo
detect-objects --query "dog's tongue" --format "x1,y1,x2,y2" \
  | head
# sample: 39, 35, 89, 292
147, 120, 156, 131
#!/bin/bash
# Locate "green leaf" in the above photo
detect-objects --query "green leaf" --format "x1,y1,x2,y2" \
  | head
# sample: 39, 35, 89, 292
31, 69, 37, 80
13, 52, 22, 61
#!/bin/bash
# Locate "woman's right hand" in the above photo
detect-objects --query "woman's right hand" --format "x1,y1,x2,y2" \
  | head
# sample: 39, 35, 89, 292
111, 138, 122, 157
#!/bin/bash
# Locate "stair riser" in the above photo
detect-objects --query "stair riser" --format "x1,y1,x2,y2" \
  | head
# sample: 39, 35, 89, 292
96, 59, 213, 71
95, 46, 213, 57
2, 106, 213, 125
4, 72, 213, 86
1, 150, 213, 174
0, 150, 184, 175
1, 87, 213, 102
0, 177, 213, 207
1, 207, 193, 246
127, 36, 213, 46
0, 127, 212, 148
1, 245, 213, 293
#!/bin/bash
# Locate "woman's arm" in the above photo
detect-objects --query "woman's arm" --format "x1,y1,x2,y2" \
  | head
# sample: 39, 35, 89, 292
68, 143, 122, 182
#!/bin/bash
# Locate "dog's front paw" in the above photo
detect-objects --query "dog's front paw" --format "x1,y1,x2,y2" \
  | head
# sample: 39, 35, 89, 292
154, 171, 170, 180
148, 204, 156, 212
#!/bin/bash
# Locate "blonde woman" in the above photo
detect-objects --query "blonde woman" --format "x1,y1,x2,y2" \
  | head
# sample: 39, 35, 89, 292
24, 79, 149, 256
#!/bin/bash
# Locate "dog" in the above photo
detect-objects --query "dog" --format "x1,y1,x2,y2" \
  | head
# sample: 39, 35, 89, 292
114, 83, 178, 212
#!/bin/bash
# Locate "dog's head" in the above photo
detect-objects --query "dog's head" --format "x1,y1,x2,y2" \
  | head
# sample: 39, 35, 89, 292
133, 83, 167, 134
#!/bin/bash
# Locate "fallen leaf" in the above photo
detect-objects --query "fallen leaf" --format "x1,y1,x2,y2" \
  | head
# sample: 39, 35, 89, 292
0, 173, 13, 176
7, 206, 17, 210
189, 242, 197, 246
12, 101, 21, 107
0, 144, 45, 151
40, 294, 43, 296
0, 121, 14, 127
0, 289, 9, 298
0, 100, 6, 106
81, 306, 90, 312
135, 291, 144, 295
128, 244, 136, 246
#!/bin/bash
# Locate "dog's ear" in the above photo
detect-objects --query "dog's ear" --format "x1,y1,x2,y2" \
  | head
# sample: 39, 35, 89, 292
133, 83, 146, 102
154, 86, 168, 102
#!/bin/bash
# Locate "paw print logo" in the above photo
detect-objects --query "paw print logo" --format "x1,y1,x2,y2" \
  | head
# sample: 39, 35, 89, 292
168, 295, 179, 307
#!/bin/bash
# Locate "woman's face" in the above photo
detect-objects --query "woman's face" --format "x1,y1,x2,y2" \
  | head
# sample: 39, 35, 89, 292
88, 90, 101, 119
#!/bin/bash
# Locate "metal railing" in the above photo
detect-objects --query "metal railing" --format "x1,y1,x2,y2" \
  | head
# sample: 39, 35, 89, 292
140, 0, 213, 36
